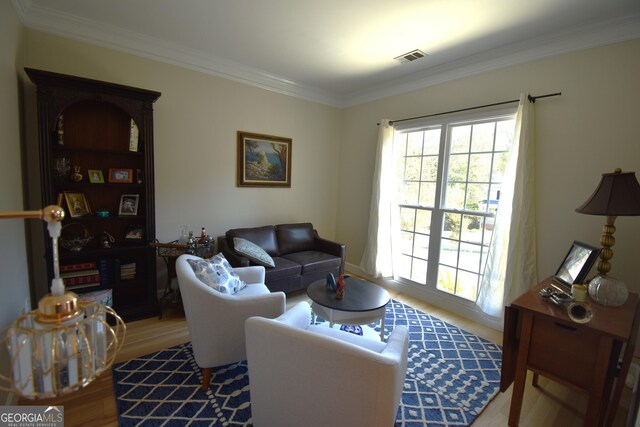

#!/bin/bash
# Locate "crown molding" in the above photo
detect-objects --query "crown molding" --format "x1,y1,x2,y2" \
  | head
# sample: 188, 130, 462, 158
11, 0, 345, 107
12, 0, 639, 109
343, 14, 640, 107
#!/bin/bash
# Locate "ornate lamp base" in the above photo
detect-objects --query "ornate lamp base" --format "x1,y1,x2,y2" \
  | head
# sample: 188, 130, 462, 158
588, 274, 629, 307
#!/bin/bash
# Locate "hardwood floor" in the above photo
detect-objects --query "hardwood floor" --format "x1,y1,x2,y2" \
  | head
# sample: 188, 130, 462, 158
19, 285, 633, 426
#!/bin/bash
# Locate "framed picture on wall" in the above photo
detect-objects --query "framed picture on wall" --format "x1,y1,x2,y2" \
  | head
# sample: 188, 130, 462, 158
237, 131, 292, 188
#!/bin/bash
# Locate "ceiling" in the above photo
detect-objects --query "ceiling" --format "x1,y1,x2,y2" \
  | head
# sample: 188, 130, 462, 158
12, 0, 640, 107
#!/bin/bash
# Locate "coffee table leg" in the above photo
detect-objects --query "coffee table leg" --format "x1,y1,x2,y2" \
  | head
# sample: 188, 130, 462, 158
329, 309, 335, 328
380, 314, 385, 340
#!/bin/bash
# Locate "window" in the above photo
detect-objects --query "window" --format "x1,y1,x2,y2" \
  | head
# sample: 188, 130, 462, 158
393, 111, 516, 301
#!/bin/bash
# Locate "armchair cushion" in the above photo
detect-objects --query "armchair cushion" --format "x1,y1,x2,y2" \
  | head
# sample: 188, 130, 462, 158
233, 237, 275, 267
186, 253, 247, 294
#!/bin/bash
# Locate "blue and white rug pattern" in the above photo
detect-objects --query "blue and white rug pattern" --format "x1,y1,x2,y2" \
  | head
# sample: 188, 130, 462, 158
112, 300, 502, 426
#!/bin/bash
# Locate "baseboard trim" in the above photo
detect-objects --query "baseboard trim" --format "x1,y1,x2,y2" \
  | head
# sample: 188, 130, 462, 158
345, 262, 503, 331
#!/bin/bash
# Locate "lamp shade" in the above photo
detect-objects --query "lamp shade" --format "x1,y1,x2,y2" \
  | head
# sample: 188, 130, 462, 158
575, 169, 640, 216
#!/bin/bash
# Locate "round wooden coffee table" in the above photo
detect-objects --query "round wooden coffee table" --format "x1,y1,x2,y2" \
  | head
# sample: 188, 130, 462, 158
306, 277, 390, 340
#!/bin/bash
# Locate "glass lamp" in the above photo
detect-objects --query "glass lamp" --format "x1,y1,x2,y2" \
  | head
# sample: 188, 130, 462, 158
0, 206, 125, 399
575, 169, 640, 306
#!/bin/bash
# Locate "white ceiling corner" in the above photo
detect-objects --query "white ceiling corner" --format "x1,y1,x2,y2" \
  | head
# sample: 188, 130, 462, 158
12, 0, 640, 108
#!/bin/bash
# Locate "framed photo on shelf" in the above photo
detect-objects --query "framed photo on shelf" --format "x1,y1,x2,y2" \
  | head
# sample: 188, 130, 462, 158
88, 169, 104, 183
108, 168, 133, 183
125, 224, 143, 240
118, 194, 139, 216
64, 192, 92, 217
237, 131, 292, 188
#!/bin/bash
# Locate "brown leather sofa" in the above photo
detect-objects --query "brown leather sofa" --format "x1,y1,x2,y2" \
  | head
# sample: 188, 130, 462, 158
217, 223, 345, 293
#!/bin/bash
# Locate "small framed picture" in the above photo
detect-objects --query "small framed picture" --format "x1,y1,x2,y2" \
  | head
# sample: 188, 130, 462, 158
118, 194, 139, 216
553, 241, 600, 290
108, 168, 133, 183
88, 169, 104, 183
64, 192, 92, 217
125, 224, 143, 240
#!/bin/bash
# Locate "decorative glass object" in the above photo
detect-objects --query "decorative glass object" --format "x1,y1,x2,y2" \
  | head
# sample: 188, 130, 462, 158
588, 275, 629, 307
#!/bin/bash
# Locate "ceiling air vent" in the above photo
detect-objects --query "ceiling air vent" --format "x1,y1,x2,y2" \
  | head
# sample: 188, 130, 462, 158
394, 49, 427, 64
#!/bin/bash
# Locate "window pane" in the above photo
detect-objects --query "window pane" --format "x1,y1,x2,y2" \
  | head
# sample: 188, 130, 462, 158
442, 213, 461, 240
439, 238, 459, 266
424, 129, 441, 155
450, 125, 470, 153
397, 254, 412, 278
419, 182, 437, 207
414, 234, 430, 260
437, 265, 457, 294
458, 242, 481, 272
461, 215, 483, 243
400, 207, 415, 231
399, 231, 414, 255
398, 182, 419, 205
469, 153, 492, 183
495, 120, 515, 151
405, 157, 421, 180
471, 122, 495, 152
407, 132, 423, 155
445, 183, 466, 210
411, 258, 428, 284
491, 152, 510, 181
447, 154, 469, 182
456, 270, 479, 301
465, 183, 489, 211
421, 156, 438, 181
415, 209, 432, 234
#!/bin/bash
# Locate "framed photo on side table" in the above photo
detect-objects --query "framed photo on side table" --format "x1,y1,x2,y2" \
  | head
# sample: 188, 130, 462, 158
553, 240, 600, 291
237, 131, 292, 188
118, 194, 139, 216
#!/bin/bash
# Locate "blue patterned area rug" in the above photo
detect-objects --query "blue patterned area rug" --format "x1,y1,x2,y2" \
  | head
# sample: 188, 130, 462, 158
112, 300, 502, 426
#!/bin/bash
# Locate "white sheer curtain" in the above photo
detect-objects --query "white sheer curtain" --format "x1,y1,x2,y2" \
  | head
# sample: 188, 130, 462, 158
476, 94, 538, 319
360, 119, 396, 278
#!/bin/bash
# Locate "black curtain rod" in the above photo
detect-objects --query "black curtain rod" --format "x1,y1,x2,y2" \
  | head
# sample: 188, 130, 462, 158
382, 92, 561, 126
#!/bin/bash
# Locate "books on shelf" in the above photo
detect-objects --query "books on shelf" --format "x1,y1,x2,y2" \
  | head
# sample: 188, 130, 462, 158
120, 262, 136, 280
60, 261, 97, 273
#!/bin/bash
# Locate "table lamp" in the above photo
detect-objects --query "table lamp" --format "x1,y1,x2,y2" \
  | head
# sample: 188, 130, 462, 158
0, 206, 125, 399
575, 169, 640, 306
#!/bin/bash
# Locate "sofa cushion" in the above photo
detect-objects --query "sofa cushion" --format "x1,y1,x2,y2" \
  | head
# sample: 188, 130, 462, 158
276, 223, 315, 255
233, 237, 275, 267
227, 225, 279, 256
186, 254, 247, 294
265, 257, 302, 282
280, 251, 342, 275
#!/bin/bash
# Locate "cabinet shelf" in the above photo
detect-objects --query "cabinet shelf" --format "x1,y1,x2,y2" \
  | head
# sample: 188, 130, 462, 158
54, 145, 144, 157
26, 67, 161, 322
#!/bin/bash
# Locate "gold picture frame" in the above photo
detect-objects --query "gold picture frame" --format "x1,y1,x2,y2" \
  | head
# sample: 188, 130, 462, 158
237, 131, 291, 187
88, 169, 104, 183
64, 192, 92, 217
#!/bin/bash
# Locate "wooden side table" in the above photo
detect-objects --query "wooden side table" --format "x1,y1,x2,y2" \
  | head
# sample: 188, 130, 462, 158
501, 277, 639, 426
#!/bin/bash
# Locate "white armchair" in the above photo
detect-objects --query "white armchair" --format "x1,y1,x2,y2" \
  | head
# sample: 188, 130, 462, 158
246, 301, 409, 427
175, 254, 286, 391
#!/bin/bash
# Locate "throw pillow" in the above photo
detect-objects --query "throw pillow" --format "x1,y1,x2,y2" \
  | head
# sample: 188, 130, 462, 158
187, 253, 247, 294
233, 237, 275, 268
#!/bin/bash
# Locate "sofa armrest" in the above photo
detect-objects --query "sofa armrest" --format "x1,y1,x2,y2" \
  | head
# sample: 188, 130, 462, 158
217, 235, 250, 267
313, 231, 346, 274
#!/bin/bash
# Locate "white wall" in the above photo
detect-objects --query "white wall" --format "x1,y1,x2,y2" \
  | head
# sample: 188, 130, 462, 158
0, 0, 27, 405
338, 39, 640, 295
22, 30, 342, 270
